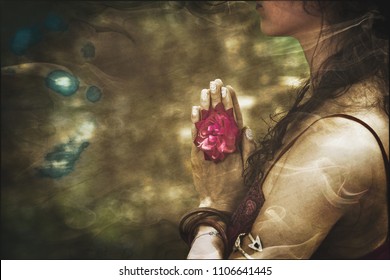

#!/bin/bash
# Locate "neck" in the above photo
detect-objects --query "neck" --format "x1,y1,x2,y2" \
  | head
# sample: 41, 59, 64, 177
295, 28, 330, 86
295, 15, 370, 86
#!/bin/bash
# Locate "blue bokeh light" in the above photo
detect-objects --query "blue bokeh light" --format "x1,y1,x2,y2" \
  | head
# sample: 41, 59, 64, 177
37, 140, 89, 179
10, 26, 42, 55
86, 86, 102, 103
81, 42, 96, 59
44, 13, 68, 32
45, 70, 79, 96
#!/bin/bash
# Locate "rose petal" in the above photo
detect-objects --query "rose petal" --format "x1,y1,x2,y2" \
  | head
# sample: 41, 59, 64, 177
194, 102, 240, 163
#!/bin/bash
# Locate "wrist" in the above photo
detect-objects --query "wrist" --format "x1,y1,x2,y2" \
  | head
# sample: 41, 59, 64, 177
196, 224, 227, 236
179, 207, 231, 258
199, 198, 235, 213
189, 226, 226, 259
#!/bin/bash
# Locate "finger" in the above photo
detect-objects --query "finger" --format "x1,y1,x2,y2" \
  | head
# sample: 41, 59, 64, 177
241, 127, 256, 167
226, 85, 243, 128
191, 106, 200, 141
210, 79, 223, 109
200, 88, 210, 112
221, 86, 233, 110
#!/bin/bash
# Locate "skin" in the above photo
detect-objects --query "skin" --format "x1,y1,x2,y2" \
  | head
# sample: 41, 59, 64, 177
188, 1, 389, 259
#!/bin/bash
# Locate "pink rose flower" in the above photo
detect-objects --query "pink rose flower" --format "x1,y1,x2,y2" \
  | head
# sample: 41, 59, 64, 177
194, 103, 240, 163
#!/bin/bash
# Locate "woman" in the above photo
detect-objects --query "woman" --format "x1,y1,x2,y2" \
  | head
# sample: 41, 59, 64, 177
180, 1, 389, 259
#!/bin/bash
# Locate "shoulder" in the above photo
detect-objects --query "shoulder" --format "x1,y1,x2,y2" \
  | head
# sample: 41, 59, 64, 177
282, 115, 387, 196
292, 116, 386, 159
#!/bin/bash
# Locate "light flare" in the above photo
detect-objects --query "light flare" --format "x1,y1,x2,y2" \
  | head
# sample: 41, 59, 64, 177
55, 76, 72, 87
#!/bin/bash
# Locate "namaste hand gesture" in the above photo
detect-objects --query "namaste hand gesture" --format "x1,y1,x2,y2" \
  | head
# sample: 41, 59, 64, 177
191, 79, 256, 213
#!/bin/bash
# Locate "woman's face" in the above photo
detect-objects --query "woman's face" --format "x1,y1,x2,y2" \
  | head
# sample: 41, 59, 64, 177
256, 1, 323, 39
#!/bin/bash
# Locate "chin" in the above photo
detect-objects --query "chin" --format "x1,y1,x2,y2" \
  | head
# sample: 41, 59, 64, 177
260, 22, 276, 36
260, 21, 287, 37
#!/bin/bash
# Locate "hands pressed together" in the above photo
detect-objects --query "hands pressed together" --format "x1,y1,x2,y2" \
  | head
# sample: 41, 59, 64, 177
190, 78, 256, 213
181, 78, 257, 259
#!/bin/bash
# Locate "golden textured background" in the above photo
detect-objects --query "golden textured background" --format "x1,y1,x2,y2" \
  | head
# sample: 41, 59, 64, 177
1, 1, 308, 259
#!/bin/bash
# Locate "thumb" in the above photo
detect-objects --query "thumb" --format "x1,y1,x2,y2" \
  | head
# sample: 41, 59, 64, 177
241, 127, 256, 166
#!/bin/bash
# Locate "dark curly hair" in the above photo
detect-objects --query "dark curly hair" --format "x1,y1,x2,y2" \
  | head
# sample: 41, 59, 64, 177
244, 1, 389, 186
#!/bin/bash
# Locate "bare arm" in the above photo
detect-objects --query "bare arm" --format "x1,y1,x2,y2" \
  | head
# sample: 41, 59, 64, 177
229, 117, 385, 259
186, 117, 384, 259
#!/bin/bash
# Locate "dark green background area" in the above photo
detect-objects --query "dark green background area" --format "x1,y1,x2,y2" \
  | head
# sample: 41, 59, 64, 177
1, 1, 308, 259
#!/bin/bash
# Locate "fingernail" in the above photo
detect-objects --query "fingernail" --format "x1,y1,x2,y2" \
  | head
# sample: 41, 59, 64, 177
210, 81, 217, 94
201, 89, 208, 101
221, 87, 227, 98
192, 106, 199, 116
245, 128, 254, 140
